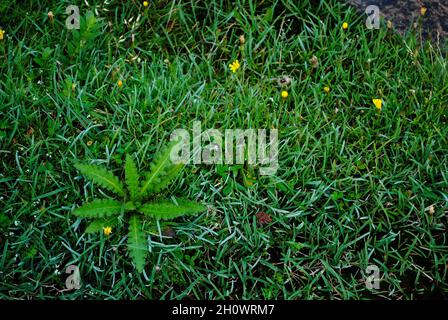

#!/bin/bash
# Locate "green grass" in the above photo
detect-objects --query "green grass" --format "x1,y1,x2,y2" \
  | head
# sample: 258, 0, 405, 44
0, 0, 447, 299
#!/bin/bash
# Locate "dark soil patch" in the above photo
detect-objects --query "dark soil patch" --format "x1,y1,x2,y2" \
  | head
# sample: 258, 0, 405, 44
348, 0, 448, 43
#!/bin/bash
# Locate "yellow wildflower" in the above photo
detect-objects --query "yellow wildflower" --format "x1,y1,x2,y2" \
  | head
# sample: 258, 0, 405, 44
87, 140, 93, 146
143, 1, 149, 7
420, 7, 427, 16
103, 226, 112, 236
117, 80, 123, 88
281, 90, 288, 99
0, 29, 5, 41
229, 59, 240, 73
342, 22, 349, 30
324, 86, 330, 93
373, 98, 382, 110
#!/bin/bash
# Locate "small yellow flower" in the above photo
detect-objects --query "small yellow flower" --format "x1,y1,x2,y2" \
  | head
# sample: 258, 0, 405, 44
229, 59, 240, 73
0, 29, 5, 41
387, 20, 393, 29
342, 22, 349, 30
117, 80, 123, 88
143, 1, 149, 7
281, 90, 288, 99
87, 140, 93, 146
420, 7, 427, 16
324, 86, 330, 93
103, 226, 112, 236
373, 98, 382, 110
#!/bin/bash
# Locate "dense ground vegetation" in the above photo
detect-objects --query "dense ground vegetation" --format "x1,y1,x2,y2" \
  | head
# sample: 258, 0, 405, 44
0, 0, 447, 299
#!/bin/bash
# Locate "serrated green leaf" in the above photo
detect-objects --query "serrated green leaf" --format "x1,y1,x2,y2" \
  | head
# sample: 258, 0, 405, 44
127, 215, 147, 272
139, 199, 206, 220
160, 162, 184, 188
85, 217, 119, 233
124, 201, 136, 211
139, 142, 182, 198
75, 163, 124, 196
73, 199, 122, 218
125, 154, 139, 201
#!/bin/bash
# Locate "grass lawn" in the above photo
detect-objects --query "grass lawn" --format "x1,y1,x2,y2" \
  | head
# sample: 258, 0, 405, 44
0, 0, 447, 299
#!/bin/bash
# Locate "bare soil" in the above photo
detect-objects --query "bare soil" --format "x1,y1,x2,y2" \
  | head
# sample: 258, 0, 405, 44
348, 0, 448, 44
